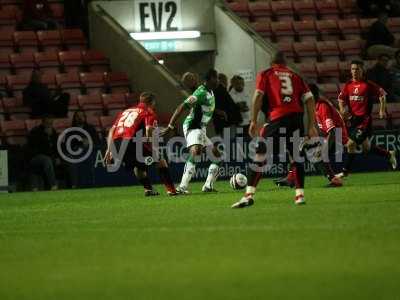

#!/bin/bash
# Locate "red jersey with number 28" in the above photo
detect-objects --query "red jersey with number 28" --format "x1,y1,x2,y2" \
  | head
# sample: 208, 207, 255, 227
338, 80, 386, 117
255, 64, 313, 121
316, 98, 348, 145
112, 102, 158, 140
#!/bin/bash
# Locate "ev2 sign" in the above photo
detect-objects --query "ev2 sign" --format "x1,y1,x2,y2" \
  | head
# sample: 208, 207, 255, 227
134, 0, 182, 32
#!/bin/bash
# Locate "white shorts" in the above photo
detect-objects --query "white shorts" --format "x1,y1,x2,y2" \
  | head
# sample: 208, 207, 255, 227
184, 128, 213, 148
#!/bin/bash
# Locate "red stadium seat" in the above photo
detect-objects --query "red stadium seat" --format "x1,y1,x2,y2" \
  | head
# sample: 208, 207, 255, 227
13, 31, 38, 53
271, 21, 296, 42
60, 29, 87, 50
9, 53, 35, 75
37, 30, 62, 52
293, 42, 317, 63
100, 115, 115, 132
271, 0, 294, 21
6, 74, 30, 97
56, 72, 82, 97
338, 0, 360, 19
316, 41, 340, 62
3, 96, 31, 120
80, 72, 106, 95
68, 95, 79, 114
59, 50, 84, 73
293, 20, 318, 42
53, 118, 72, 133
276, 42, 295, 62
86, 115, 102, 133
34, 51, 60, 75
338, 61, 351, 82
0, 119, 27, 145
0, 9, 17, 30
102, 93, 126, 116
227, 2, 250, 21
318, 83, 340, 101
125, 92, 140, 107
295, 62, 318, 81
49, 3, 64, 23
388, 18, 400, 39
0, 29, 14, 54
82, 50, 110, 72
40, 72, 57, 93
316, 62, 340, 83
25, 119, 42, 132
338, 19, 361, 40
315, 0, 340, 20
250, 22, 273, 41
0, 53, 11, 76
316, 20, 341, 41
78, 94, 104, 117
338, 39, 364, 61
293, 0, 317, 21
106, 72, 131, 94
248, 1, 272, 22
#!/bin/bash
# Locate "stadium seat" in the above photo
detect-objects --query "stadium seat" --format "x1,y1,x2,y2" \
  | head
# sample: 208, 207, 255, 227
271, 21, 296, 42
37, 30, 63, 52
80, 72, 106, 95
40, 72, 57, 93
248, 2, 272, 22
227, 2, 250, 21
250, 22, 273, 41
56, 72, 82, 97
0, 119, 27, 145
293, 42, 317, 63
360, 18, 377, 38
49, 3, 64, 24
338, 19, 362, 40
34, 51, 60, 75
276, 42, 295, 62
318, 83, 339, 101
53, 118, 72, 133
0, 9, 17, 30
125, 92, 140, 107
295, 62, 318, 80
6, 74, 31, 97
102, 93, 126, 116
78, 94, 104, 117
67, 95, 79, 115
315, 0, 340, 20
0, 28, 14, 54
106, 72, 131, 94
2, 96, 30, 120
25, 119, 42, 132
59, 50, 84, 73
0, 53, 11, 76
85, 115, 102, 134
316, 62, 340, 83
270, 0, 294, 21
337, 0, 360, 19
338, 39, 364, 61
13, 31, 38, 53
60, 29, 87, 50
9, 53, 35, 75
100, 115, 115, 132
388, 18, 400, 39
0, 74, 6, 95
82, 50, 110, 72
293, 0, 317, 21
316, 41, 340, 62
316, 20, 341, 41
293, 20, 318, 42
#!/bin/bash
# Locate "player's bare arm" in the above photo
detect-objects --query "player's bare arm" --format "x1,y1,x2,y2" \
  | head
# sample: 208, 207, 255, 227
104, 125, 116, 164
249, 91, 263, 137
160, 102, 188, 136
305, 95, 318, 138
379, 95, 387, 119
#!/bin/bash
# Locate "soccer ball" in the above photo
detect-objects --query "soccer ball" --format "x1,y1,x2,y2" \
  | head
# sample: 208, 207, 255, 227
230, 173, 248, 190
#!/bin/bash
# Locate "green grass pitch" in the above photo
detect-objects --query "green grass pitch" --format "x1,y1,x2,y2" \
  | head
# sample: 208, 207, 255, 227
0, 172, 399, 300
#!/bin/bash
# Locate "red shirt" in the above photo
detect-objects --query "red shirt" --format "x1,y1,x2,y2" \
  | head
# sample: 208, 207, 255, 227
316, 98, 348, 145
255, 64, 313, 121
112, 103, 157, 140
338, 80, 386, 117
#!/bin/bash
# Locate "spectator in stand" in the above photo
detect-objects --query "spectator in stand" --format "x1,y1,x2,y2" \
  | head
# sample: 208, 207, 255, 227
21, 0, 58, 31
27, 115, 59, 191
213, 73, 242, 138
389, 50, 400, 102
181, 72, 199, 93
366, 11, 399, 59
23, 70, 70, 119
65, 0, 92, 37
229, 75, 251, 138
358, 0, 400, 17
366, 54, 393, 101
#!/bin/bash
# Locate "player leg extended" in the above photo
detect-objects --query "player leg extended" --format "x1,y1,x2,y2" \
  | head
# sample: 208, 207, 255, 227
202, 143, 222, 192
157, 159, 178, 196
177, 143, 202, 194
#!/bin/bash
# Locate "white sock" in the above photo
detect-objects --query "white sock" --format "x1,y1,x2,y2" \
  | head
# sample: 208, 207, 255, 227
204, 163, 219, 189
296, 189, 304, 197
180, 161, 196, 189
246, 186, 256, 196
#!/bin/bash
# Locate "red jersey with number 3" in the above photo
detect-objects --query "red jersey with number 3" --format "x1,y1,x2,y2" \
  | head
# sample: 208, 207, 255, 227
316, 98, 348, 145
112, 102, 157, 140
338, 80, 386, 117
255, 64, 313, 121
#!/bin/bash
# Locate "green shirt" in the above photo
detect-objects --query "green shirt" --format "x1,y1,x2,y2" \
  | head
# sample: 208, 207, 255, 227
183, 84, 215, 130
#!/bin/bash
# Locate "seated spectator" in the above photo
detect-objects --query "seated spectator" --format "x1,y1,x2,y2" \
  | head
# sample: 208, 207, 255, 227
213, 73, 242, 138
181, 72, 199, 93
389, 50, 400, 102
366, 54, 393, 101
366, 11, 399, 59
27, 115, 59, 191
23, 70, 70, 119
229, 75, 251, 138
21, 0, 58, 31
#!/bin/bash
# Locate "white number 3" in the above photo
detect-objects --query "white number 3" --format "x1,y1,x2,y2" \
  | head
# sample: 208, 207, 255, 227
279, 76, 293, 102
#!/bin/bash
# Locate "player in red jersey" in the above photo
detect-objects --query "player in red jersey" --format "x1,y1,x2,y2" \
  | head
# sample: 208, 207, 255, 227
275, 84, 347, 188
337, 60, 397, 177
231, 52, 318, 208
104, 92, 177, 196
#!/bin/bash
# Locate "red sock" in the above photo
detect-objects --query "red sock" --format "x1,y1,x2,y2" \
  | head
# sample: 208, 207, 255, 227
158, 167, 176, 193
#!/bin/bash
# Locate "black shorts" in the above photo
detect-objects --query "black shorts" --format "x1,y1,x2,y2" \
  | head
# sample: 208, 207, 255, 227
257, 112, 305, 160
348, 116, 372, 145
113, 139, 153, 172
